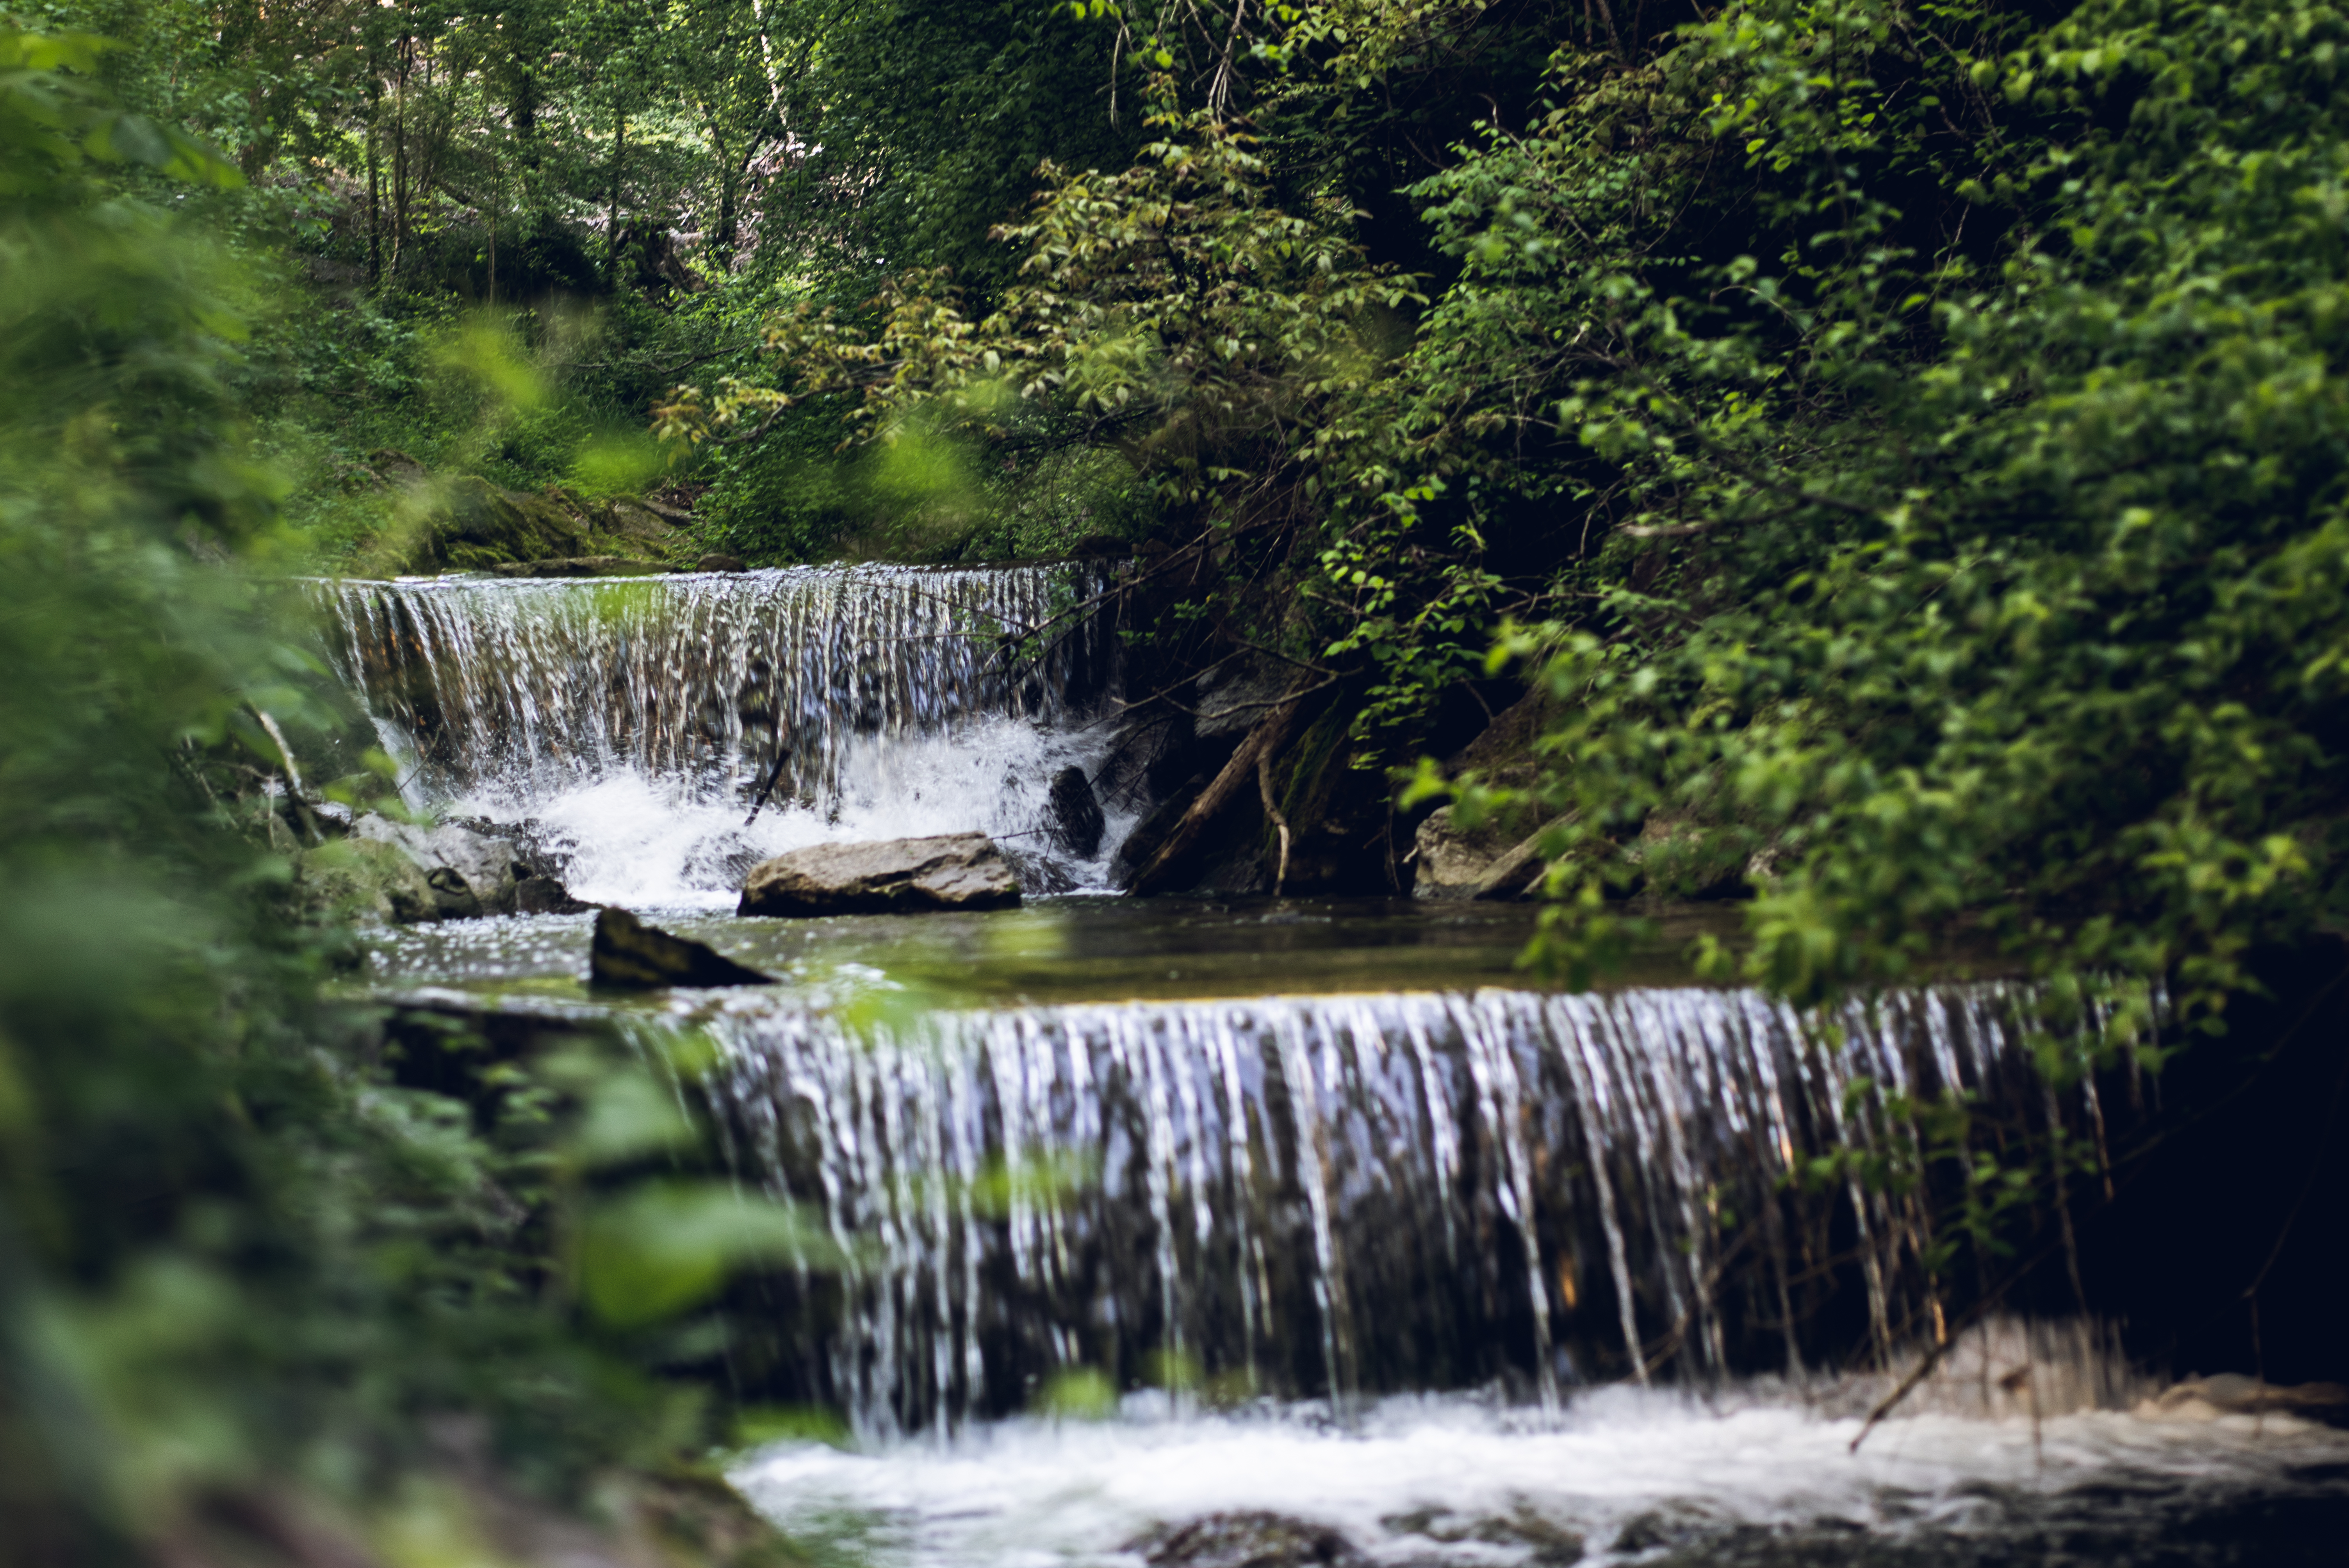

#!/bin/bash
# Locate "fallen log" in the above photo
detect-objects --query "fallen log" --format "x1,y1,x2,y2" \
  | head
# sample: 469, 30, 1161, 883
1126, 684, 1315, 897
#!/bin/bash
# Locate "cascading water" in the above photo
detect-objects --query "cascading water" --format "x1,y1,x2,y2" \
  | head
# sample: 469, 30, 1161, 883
318, 564, 1124, 904
693, 980, 2151, 1439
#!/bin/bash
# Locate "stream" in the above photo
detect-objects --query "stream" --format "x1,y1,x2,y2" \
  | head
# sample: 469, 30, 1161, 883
323, 564, 2349, 1566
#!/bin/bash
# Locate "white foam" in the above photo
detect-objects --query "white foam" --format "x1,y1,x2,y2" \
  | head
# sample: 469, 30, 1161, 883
731, 1391, 2349, 1568
456, 715, 1138, 909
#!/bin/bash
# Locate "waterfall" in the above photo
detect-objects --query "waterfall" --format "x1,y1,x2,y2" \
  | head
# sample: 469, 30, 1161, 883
316, 564, 1122, 902
327, 564, 2337, 1562
693, 979, 2153, 1438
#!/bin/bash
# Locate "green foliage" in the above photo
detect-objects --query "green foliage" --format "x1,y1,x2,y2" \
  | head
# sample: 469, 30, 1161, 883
1379, 0, 2349, 1023
671, 0, 2349, 1030
9, 0, 2343, 1495
0, 29, 823, 1559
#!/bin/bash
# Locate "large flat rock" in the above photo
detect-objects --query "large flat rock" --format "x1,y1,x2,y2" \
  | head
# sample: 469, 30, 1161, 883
737, 833, 1021, 917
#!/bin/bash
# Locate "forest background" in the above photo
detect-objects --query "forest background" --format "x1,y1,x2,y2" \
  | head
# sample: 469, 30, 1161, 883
7, 0, 2349, 1561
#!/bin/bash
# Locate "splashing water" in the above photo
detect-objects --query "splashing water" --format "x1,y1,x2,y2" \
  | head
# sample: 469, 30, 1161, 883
316, 564, 1122, 897
456, 716, 1140, 908
731, 1388, 2349, 1568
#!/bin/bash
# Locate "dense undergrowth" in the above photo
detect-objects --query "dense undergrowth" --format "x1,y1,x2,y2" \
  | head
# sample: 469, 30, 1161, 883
0, 30, 832, 1563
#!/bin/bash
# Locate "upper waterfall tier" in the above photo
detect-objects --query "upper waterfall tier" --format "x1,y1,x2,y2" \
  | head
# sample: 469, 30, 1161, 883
321, 564, 1114, 801
315, 564, 1123, 902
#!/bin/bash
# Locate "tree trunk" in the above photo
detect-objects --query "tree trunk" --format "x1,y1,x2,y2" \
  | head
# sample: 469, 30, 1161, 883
704, 110, 738, 267
608, 109, 626, 283
391, 44, 410, 282
366, 89, 381, 287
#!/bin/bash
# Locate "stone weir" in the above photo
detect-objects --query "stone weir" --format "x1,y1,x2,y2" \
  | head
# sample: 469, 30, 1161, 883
315, 563, 1116, 811
686, 979, 2157, 1439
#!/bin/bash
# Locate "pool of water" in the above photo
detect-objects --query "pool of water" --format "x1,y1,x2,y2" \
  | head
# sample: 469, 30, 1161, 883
351, 896, 1751, 1010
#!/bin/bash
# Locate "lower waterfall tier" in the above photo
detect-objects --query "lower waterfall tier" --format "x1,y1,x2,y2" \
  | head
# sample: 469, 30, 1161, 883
693, 979, 2153, 1436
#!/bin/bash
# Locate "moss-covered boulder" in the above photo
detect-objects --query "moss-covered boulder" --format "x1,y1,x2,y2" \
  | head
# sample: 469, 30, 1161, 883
360, 452, 690, 575
410, 476, 593, 572
300, 834, 452, 924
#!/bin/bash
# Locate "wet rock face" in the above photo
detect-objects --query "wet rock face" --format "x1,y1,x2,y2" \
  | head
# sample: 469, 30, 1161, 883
737, 833, 1021, 917
1194, 659, 1296, 740
589, 907, 771, 989
451, 816, 595, 913
324, 813, 593, 921
513, 870, 593, 914
1128, 1513, 1362, 1568
353, 815, 528, 917
1109, 772, 1207, 888
1044, 766, 1105, 859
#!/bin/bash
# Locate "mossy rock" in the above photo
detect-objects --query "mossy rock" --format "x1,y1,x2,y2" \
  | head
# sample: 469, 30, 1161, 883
428, 477, 594, 571
366, 465, 682, 575
299, 835, 448, 924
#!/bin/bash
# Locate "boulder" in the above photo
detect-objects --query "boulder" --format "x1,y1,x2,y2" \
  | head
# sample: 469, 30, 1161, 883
1411, 806, 1556, 900
590, 907, 772, 989
697, 552, 749, 573
737, 833, 1020, 917
1127, 1513, 1361, 1568
301, 835, 447, 925
445, 815, 597, 913
1044, 766, 1105, 859
1443, 684, 1563, 791
354, 814, 531, 914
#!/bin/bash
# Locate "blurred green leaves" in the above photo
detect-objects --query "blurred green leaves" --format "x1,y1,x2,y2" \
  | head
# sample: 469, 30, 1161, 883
578, 1181, 838, 1329
0, 25, 840, 1559
1035, 1366, 1117, 1419
0, 28, 241, 200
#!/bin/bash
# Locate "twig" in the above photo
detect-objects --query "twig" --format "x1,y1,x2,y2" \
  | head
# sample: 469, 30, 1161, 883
742, 737, 795, 826
1257, 749, 1291, 896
